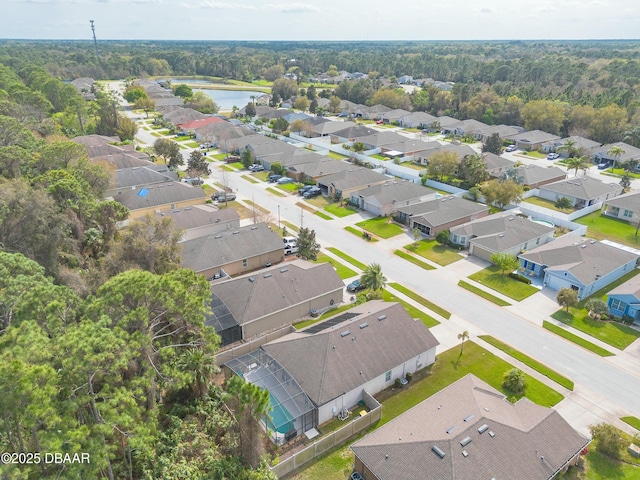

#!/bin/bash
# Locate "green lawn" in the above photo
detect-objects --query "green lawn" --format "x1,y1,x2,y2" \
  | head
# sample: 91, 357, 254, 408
264, 187, 285, 197
458, 280, 512, 306
559, 434, 640, 480
242, 199, 270, 214
312, 253, 357, 280
345, 226, 378, 242
400, 161, 425, 171
370, 154, 387, 160
380, 289, 439, 328
276, 182, 300, 193
608, 168, 640, 179
282, 221, 300, 233
551, 310, 640, 350
405, 239, 463, 266
575, 212, 640, 247
468, 266, 539, 301
523, 195, 576, 213
288, 342, 563, 480
315, 211, 333, 220
242, 175, 259, 184
621, 416, 640, 431
543, 321, 614, 357
324, 203, 357, 217
252, 171, 270, 182
519, 150, 547, 159
394, 250, 436, 270
479, 335, 574, 390
326, 247, 367, 271
389, 283, 451, 319
220, 164, 234, 172
355, 217, 404, 239
211, 153, 228, 161
327, 151, 349, 160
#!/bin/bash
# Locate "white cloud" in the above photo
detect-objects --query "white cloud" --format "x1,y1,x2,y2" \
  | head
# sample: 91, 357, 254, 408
265, 2, 319, 13
479, 6, 493, 14
185, 1, 258, 9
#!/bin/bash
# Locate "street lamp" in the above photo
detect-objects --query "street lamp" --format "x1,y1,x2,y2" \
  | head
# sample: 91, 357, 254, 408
278, 205, 281, 231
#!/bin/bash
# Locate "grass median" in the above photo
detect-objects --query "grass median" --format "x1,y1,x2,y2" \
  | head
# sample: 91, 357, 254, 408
394, 250, 435, 270
312, 253, 357, 280
543, 321, 614, 357
389, 283, 450, 319
458, 280, 511, 306
326, 247, 367, 271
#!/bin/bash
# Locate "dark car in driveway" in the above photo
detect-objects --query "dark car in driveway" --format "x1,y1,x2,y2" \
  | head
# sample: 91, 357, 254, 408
303, 186, 322, 198
268, 174, 282, 183
249, 164, 265, 172
298, 185, 314, 195
347, 279, 364, 292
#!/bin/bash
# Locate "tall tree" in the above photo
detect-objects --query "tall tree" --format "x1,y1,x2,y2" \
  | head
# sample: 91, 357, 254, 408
565, 155, 589, 176
608, 145, 625, 169
481, 179, 524, 209
426, 150, 458, 181
490, 252, 519, 275
459, 153, 489, 186
457, 330, 469, 356
296, 227, 320, 261
154, 138, 183, 169
482, 133, 503, 155
556, 287, 578, 312
186, 149, 209, 180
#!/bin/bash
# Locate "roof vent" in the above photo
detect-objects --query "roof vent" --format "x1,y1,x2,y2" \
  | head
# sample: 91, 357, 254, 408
280, 268, 288, 273
489, 431, 495, 437
248, 277, 255, 282
464, 414, 475, 422
499, 233, 504, 237
232, 231, 239, 234
460, 436, 472, 447
446, 426, 456, 434
214, 235, 222, 239
340, 330, 351, 337
590, 240, 596, 244
581, 244, 587, 248
378, 315, 387, 321
462, 450, 469, 457
478, 424, 489, 434
432, 445, 446, 459
359, 322, 369, 329
263, 273, 272, 278
251, 226, 258, 230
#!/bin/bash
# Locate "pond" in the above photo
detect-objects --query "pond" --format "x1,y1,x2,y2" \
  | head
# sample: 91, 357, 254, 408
194, 89, 266, 111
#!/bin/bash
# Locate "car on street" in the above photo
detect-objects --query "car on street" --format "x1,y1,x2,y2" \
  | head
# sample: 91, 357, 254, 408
547, 153, 560, 160
505, 144, 517, 152
277, 176, 294, 184
347, 279, 365, 292
268, 174, 282, 183
249, 164, 265, 172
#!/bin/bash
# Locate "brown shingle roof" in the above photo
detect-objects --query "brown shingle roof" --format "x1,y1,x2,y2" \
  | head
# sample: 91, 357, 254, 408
351, 374, 589, 480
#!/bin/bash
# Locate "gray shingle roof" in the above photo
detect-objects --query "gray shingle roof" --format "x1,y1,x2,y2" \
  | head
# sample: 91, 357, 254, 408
603, 189, 640, 211
207, 260, 344, 327
608, 275, 640, 298
540, 177, 623, 201
153, 204, 239, 231
318, 168, 389, 191
519, 236, 639, 285
482, 152, 514, 172
354, 181, 436, 207
112, 181, 206, 212
507, 129, 561, 144
330, 125, 377, 139
402, 196, 489, 228
179, 222, 283, 273
115, 165, 177, 189
451, 213, 554, 251
262, 301, 439, 406
351, 374, 589, 480
507, 164, 566, 186
313, 120, 357, 135
288, 158, 352, 178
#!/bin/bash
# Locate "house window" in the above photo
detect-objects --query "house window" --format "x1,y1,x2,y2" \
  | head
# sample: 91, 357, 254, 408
385, 370, 391, 382
610, 299, 627, 312
623, 209, 633, 218
242, 259, 248, 268
536, 237, 540, 245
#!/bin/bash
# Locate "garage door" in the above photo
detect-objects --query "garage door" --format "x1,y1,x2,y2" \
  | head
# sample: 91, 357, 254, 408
470, 244, 493, 262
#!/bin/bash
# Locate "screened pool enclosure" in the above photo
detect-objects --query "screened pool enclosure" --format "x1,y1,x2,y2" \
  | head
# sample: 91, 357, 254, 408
225, 349, 316, 444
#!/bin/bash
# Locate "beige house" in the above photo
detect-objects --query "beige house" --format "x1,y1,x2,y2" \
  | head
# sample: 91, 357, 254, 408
317, 168, 390, 199
111, 182, 207, 219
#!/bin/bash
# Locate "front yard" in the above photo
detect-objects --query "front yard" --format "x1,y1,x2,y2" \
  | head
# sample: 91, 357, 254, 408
468, 266, 539, 301
404, 239, 463, 266
324, 203, 357, 217
355, 217, 404, 239
575, 211, 640, 247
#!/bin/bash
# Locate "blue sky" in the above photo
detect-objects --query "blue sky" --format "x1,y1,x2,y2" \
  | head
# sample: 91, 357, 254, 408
2, 0, 639, 40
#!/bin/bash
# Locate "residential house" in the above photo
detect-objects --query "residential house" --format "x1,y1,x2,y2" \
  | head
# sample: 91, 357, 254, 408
329, 125, 377, 144
434, 115, 462, 131
493, 164, 567, 188
482, 152, 514, 177
397, 75, 414, 84
286, 158, 352, 183
111, 181, 207, 219
106, 164, 178, 197
475, 124, 521, 143
159, 106, 206, 126
73, 134, 152, 169
153, 204, 240, 241
362, 104, 392, 120
177, 116, 225, 135
398, 111, 438, 129
180, 222, 284, 279
450, 213, 555, 262
441, 118, 489, 137
400, 196, 490, 238
194, 122, 252, 148
537, 177, 623, 209
542, 135, 601, 156
351, 374, 590, 480
606, 277, 640, 325
311, 120, 357, 138
506, 130, 561, 151
223, 133, 278, 155
591, 142, 640, 167
207, 260, 345, 345
518, 236, 639, 300
602, 190, 640, 223
224, 301, 439, 443
70, 77, 95, 100
350, 181, 436, 216
317, 168, 391, 199
412, 143, 477, 165
380, 109, 412, 124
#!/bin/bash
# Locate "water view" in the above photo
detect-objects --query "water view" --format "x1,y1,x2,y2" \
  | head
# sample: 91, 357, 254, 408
195, 89, 265, 111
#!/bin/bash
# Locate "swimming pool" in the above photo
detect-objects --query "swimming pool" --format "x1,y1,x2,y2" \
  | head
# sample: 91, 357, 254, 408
268, 394, 295, 434
531, 218, 555, 228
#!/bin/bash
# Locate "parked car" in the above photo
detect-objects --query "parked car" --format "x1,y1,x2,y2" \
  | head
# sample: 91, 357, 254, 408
298, 185, 314, 195
277, 177, 294, 184
598, 161, 612, 170
249, 164, 265, 172
182, 177, 203, 186
505, 144, 517, 152
303, 186, 322, 198
347, 279, 365, 292
284, 244, 299, 256
547, 153, 560, 160
268, 174, 282, 183
375, 119, 384, 124
215, 193, 236, 202
283, 236, 297, 247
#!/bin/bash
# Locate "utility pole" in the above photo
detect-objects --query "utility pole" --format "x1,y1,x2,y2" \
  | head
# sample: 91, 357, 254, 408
90, 20, 99, 62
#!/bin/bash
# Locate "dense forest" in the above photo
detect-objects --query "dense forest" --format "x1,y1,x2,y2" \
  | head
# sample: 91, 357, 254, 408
1, 39, 640, 478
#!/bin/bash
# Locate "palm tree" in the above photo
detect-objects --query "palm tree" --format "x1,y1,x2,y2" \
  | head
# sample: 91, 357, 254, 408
503, 368, 526, 395
556, 138, 579, 159
608, 145, 626, 170
457, 330, 469, 356
360, 263, 387, 291
565, 155, 588, 177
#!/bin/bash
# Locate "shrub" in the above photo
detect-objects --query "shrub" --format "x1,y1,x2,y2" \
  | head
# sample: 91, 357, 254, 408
405, 372, 413, 382
508, 272, 532, 284
394, 378, 403, 388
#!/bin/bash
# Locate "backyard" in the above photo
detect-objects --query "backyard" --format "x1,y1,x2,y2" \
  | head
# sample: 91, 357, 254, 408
575, 211, 640, 247
468, 266, 540, 301
523, 195, 577, 213
404, 239, 463, 266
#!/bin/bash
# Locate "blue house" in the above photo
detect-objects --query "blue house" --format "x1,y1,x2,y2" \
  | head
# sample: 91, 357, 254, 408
607, 277, 640, 325
518, 236, 639, 301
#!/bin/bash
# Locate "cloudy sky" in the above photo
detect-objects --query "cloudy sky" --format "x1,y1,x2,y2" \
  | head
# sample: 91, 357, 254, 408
2, 0, 639, 41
